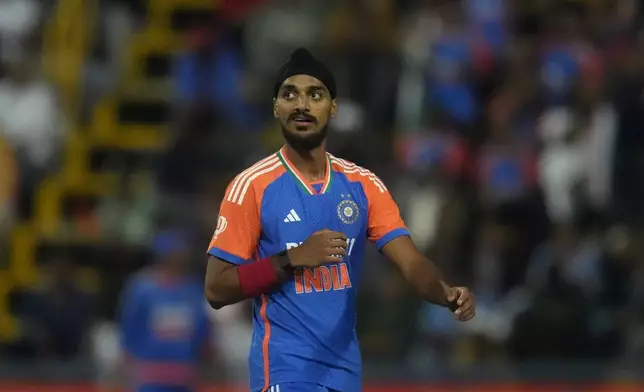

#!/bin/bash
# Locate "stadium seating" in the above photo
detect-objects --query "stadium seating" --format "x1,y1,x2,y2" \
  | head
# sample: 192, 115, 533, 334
3, 0, 216, 341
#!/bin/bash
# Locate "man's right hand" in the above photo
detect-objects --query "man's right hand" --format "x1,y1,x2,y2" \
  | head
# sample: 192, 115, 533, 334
287, 230, 348, 268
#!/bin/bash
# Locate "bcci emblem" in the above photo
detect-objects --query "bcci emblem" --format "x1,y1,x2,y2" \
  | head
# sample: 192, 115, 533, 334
214, 216, 228, 240
337, 199, 359, 225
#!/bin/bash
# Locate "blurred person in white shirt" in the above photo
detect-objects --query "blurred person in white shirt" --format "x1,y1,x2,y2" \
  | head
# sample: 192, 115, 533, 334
0, 54, 64, 217
0, 0, 41, 62
207, 301, 252, 382
538, 102, 616, 225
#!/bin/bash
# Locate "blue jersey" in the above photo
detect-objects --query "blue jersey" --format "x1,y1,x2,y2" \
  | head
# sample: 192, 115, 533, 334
207, 147, 409, 392
119, 271, 211, 392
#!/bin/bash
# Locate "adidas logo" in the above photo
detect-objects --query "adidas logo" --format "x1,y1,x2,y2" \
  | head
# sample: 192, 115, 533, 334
283, 209, 302, 223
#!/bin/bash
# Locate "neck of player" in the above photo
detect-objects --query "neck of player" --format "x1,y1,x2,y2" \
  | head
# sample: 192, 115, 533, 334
284, 143, 327, 182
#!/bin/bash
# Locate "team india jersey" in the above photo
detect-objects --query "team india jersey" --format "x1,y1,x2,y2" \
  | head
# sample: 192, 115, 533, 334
208, 147, 410, 392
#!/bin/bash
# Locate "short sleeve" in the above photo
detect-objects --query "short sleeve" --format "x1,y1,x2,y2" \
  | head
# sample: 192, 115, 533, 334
207, 180, 261, 265
363, 175, 410, 249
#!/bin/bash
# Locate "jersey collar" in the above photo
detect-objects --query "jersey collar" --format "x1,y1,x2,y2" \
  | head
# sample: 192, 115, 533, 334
276, 146, 332, 195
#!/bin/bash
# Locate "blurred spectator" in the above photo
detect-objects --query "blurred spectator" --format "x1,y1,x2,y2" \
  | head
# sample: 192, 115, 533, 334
577, 80, 617, 219
396, 119, 469, 259
396, 1, 441, 132
509, 267, 594, 361
426, 1, 479, 127
83, 0, 143, 116
538, 107, 584, 223
99, 171, 157, 246
524, 224, 603, 302
538, 82, 617, 225
245, 0, 331, 81
476, 95, 538, 212
113, 230, 213, 391
9, 259, 94, 360
0, 133, 16, 235
157, 116, 216, 198
0, 0, 41, 62
174, 23, 260, 133
100, 0, 145, 69
510, 222, 625, 361
326, 0, 400, 131
611, 34, 644, 225
538, 2, 600, 107
0, 54, 63, 219
465, 0, 508, 58
358, 265, 421, 363
207, 302, 252, 381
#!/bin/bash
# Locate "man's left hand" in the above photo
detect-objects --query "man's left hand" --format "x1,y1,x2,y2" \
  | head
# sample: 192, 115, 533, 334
446, 287, 476, 322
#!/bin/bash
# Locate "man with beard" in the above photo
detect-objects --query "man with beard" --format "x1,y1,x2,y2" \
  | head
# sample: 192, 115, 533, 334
204, 48, 476, 392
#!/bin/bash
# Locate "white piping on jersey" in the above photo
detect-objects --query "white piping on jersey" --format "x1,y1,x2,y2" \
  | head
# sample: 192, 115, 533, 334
227, 155, 279, 204
235, 161, 283, 205
330, 156, 387, 193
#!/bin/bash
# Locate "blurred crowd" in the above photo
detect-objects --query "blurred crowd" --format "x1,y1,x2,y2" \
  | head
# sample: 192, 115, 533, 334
0, 0, 644, 383
0, 0, 61, 229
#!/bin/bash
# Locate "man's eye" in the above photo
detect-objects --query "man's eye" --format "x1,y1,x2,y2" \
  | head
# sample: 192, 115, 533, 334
283, 91, 296, 99
311, 92, 322, 99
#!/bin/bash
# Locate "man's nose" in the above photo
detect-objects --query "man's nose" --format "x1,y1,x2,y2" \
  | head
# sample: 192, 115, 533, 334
295, 95, 310, 111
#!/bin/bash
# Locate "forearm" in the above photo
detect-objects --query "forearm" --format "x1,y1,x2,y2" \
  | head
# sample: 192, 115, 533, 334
399, 256, 450, 307
205, 264, 245, 309
205, 255, 290, 309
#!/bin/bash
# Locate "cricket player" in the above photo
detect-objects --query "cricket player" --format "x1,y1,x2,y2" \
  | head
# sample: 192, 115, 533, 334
205, 48, 476, 392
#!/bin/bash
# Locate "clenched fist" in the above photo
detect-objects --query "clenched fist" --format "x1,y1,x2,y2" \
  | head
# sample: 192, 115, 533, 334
446, 286, 476, 322
287, 230, 348, 268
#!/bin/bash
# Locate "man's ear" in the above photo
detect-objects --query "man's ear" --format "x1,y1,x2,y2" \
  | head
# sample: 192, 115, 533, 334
330, 99, 338, 118
273, 98, 278, 118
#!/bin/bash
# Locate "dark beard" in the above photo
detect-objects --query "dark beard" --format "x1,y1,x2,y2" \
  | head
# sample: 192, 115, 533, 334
281, 124, 328, 151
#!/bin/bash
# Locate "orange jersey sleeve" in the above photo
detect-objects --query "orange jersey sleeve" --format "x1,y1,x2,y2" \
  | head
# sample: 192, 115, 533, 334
362, 173, 410, 249
207, 177, 262, 265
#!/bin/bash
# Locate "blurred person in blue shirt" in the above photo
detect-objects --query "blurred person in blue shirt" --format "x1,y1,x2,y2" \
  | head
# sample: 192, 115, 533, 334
476, 89, 539, 210
8, 258, 94, 360
174, 22, 260, 133
539, 3, 601, 106
427, 1, 478, 127
465, 0, 508, 56
115, 230, 213, 392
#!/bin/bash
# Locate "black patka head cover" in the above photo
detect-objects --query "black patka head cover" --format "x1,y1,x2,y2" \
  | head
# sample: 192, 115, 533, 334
273, 48, 337, 99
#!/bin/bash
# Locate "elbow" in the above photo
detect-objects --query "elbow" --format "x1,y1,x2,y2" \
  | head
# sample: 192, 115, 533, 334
208, 300, 226, 310
205, 258, 239, 310
204, 283, 231, 310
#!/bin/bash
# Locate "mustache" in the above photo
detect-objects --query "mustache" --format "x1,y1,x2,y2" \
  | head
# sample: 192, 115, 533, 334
289, 112, 317, 122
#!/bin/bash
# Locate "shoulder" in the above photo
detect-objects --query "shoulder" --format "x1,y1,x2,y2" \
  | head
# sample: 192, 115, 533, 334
223, 153, 285, 205
329, 154, 388, 194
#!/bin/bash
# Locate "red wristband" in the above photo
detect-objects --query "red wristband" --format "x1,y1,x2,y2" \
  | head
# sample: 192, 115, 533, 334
238, 257, 279, 298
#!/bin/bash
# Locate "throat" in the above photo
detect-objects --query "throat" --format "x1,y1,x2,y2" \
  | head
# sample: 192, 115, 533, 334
283, 145, 328, 182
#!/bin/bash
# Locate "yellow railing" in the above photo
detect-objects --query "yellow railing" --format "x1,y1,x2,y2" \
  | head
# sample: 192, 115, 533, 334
42, 0, 97, 118
2, 0, 97, 341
